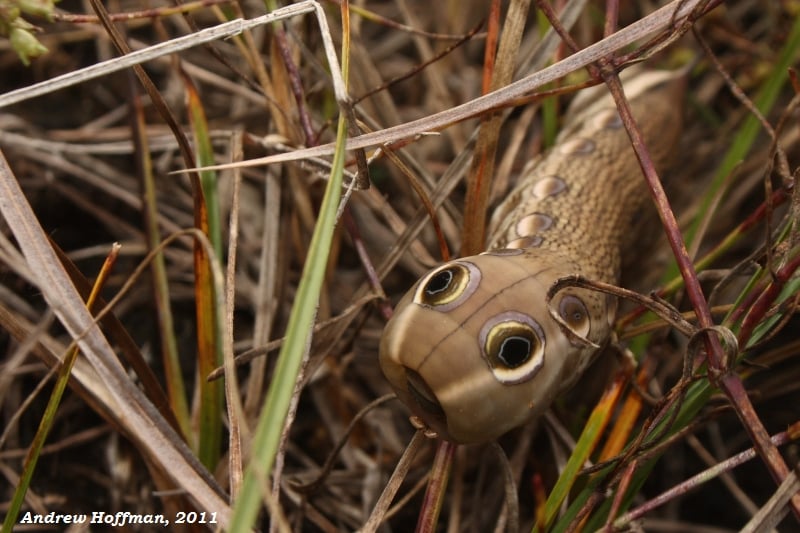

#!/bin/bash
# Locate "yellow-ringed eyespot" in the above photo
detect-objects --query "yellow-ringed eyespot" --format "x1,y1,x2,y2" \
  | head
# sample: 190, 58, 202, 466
414, 261, 481, 312
480, 311, 545, 384
558, 294, 591, 338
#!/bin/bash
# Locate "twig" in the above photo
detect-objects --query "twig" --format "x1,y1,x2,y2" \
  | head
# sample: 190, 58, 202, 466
601, 66, 800, 520
178, 0, 713, 172
614, 424, 799, 528
0, 3, 319, 108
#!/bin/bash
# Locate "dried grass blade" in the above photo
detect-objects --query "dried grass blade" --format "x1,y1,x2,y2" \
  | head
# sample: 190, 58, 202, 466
1, 245, 119, 532
0, 2, 318, 109
461, 0, 531, 255
0, 151, 232, 523
677, 14, 800, 267
183, 0, 707, 173
129, 76, 191, 439
615, 426, 798, 530
362, 430, 427, 532
223, 133, 246, 499
740, 470, 799, 532
52, 242, 181, 427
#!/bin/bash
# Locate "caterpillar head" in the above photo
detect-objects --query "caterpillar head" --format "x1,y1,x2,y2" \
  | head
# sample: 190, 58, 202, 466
379, 249, 615, 444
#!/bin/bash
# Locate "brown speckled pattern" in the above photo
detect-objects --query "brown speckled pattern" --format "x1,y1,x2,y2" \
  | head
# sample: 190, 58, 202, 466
487, 79, 683, 280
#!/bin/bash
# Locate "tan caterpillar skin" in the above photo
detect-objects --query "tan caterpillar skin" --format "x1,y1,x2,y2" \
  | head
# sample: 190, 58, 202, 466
380, 70, 686, 444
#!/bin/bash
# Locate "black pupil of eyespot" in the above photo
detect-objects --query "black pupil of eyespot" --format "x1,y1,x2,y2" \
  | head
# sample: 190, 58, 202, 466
561, 298, 585, 324
425, 269, 454, 296
498, 336, 531, 368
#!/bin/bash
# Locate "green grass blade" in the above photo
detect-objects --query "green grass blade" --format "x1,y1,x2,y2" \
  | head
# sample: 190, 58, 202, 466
229, 112, 349, 531
563, 16, 800, 531
133, 84, 191, 440
549, 379, 714, 532
667, 14, 800, 276
1, 247, 118, 533
533, 377, 625, 532
185, 73, 224, 468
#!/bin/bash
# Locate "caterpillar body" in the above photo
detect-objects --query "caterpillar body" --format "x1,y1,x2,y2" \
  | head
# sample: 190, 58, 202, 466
380, 70, 685, 444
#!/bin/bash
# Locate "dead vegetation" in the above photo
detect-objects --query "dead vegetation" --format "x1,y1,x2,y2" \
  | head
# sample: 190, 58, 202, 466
1, 0, 799, 531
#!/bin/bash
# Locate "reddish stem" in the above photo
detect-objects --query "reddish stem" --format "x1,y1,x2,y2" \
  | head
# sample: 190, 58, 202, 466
273, 27, 316, 146
415, 440, 457, 533
618, 425, 797, 526
738, 251, 800, 347
602, 70, 800, 519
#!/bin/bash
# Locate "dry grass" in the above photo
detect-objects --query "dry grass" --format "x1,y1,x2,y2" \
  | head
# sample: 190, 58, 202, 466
1, 0, 799, 531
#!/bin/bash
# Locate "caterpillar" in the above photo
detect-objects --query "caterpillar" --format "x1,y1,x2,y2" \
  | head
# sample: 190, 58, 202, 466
379, 70, 685, 444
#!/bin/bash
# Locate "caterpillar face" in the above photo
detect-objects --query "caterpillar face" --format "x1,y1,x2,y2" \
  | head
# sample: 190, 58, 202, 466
379, 250, 613, 443
379, 69, 684, 444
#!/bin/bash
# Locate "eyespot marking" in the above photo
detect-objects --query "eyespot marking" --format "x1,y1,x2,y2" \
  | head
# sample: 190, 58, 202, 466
559, 294, 591, 338
557, 137, 595, 155
594, 108, 623, 130
480, 312, 545, 384
532, 175, 567, 199
414, 261, 481, 312
515, 212, 554, 237
507, 235, 544, 249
